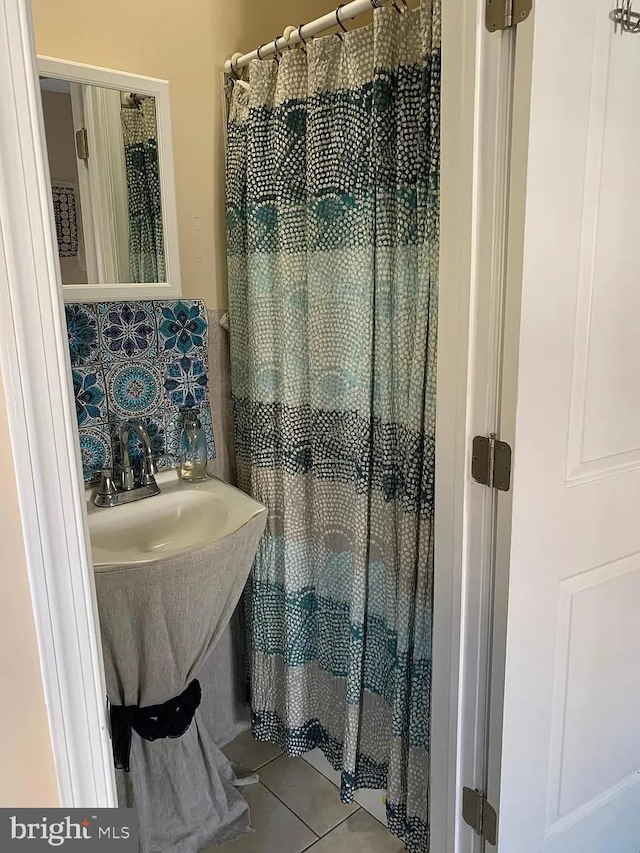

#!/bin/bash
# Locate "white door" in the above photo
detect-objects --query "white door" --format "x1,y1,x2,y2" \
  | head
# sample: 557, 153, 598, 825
496, 0, 640, 850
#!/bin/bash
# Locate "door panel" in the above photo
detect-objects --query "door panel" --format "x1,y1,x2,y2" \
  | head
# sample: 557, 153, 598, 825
547, 556, 640, 827
567, 1, 640, 479
498, 1, 640, 850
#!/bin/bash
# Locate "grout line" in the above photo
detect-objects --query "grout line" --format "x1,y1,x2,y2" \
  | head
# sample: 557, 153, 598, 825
301, 754, 342, 789
299, 808, 362, 852
256, 759, 362, 840
239, 742, 394, 841
358, 805, 389, 829
252, 751, 283, 772
317, 808, 361, 838
296, 760, 362, 838
302, 756, 390, 830
247, 747, 391, 833
256, 781, 320, 838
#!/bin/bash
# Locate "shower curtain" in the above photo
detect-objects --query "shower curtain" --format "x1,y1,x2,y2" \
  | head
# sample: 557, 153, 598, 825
226, 4, 440, 851
121, 99, 165, 282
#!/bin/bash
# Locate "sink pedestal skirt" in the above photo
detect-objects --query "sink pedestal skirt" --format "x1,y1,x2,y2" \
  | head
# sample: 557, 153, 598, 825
94, 510, 267, 853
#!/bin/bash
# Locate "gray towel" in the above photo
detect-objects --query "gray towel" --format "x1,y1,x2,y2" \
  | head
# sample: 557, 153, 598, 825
94, 510, 266, 853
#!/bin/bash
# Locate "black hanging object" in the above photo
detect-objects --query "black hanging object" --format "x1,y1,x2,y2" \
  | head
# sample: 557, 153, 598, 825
109, 679, 202, 772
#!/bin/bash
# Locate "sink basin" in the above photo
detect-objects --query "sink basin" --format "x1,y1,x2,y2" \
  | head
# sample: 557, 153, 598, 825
87, 469, 266, 568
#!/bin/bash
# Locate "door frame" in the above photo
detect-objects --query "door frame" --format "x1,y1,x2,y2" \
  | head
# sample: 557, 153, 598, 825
435, 1, 521, 850
0, 0, 116, 806
0, 0, 513, 835
485, 12, 534, 832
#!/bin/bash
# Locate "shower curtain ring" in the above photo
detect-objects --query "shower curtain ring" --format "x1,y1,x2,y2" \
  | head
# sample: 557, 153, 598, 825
226, 53, 244, 78
335, 4, 349, 32
257, 43, 268, 60
297, 23, 309, 52
273, 37, 283, 61
283, 26, 297, 50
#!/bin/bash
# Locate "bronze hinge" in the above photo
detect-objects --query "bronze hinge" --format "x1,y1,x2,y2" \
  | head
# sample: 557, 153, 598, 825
486, 0, 532, 32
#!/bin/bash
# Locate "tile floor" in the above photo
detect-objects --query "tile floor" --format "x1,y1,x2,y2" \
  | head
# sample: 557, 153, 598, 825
212, 730, 405, 853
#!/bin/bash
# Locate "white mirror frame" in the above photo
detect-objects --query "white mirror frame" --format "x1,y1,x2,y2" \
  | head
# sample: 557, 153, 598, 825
38, 56, 181, 302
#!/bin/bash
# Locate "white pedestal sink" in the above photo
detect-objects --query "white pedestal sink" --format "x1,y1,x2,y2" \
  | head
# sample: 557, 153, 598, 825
87, 469, 266, 567
87, 469, 267, 852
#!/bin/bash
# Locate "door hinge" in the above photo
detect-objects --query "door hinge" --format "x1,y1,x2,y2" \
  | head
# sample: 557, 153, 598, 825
75, 127, 89, 161
462, 787, 498, 845
485, 0, 532, 31
472, 433, 512, 491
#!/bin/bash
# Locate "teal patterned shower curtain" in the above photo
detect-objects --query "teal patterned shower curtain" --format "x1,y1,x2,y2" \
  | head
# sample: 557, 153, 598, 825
121, 99, 165, 283
226, 4, 440, 850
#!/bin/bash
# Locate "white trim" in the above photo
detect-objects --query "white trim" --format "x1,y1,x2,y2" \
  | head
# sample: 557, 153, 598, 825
81, 85, 131, 283
486, 10, 534, 828
68, 83, 100, 284
0, 0, 116, 806
434, 1, 517, 849
37, 56, 182, 303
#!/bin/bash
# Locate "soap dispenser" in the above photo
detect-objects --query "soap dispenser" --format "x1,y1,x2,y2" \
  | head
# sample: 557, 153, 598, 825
178, 407, 208, 481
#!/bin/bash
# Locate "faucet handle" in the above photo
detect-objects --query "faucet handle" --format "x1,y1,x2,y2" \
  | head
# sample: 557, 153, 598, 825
139, 453, 158, 486
96, 468, 119, 498
120, 463, 135, 491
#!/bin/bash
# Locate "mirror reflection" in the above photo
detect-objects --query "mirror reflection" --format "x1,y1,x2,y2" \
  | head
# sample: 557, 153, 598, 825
39, 78, 165, 285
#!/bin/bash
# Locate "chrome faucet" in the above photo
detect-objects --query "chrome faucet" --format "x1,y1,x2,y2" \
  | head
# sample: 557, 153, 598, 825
119, 420, 157, 490
94, 420, 160, 508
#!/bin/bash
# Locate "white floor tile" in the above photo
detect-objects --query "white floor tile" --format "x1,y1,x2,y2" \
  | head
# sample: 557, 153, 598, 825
301, 749, 342, 787
306, 809, 404, 853
216, 782, 317, 853
259, 755, 359, 836
223, 729, 283, 773
302, 748, 389, 826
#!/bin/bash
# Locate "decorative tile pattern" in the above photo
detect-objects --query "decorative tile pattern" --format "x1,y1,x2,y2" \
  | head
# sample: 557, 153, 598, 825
165, 410, 184, 461
78, 425, 112, 481
157, 300, 207, 355
163, 355, 208, 409
106, 361, 163, 419
66, 304, 99, 367
65, 299, 215, 482
99, 301, 157, 361
72, 368, 107, 426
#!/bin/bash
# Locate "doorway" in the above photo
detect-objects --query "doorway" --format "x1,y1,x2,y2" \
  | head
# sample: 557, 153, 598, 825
0, 1, 516, 850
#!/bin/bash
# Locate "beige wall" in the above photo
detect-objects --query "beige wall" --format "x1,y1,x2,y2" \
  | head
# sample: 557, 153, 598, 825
31, 0, 330, 309
0, 370, 59, 807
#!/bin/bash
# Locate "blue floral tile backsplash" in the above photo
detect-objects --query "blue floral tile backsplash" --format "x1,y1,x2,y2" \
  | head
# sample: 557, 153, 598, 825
65, 299, 216, 482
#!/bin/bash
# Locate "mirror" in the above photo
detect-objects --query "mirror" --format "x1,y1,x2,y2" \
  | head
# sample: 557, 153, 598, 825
38, 57, 181, 302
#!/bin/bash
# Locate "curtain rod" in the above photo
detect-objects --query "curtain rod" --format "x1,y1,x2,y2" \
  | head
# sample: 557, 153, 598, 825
224, 0, 393, 75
